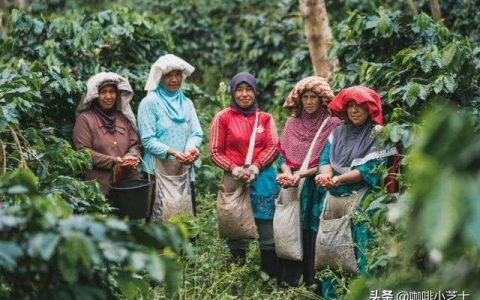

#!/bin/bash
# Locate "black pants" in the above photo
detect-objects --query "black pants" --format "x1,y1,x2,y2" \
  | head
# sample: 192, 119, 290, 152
227, 219, 278, 278
226, 218, 275, 251
190, 182, 197, 216
277, 229, 318, 287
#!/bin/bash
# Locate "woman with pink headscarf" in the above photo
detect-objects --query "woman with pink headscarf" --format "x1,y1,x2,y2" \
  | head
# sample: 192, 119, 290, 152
276, 76, 341, 288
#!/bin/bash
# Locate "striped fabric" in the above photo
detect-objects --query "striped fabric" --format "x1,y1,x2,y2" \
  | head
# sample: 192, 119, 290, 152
209, 107, 278, 171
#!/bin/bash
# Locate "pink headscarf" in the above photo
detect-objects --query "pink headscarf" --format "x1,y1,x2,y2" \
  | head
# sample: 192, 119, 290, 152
278, 77, 341, 169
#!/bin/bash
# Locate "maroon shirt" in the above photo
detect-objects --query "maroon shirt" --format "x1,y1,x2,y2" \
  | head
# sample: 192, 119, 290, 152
73, 110, 141, 194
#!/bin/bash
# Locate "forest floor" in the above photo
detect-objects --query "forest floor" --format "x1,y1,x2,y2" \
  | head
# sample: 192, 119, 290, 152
153, 193, 322, 300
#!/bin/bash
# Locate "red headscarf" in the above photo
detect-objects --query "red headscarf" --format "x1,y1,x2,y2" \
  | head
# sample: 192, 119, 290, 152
328, 86, 383, 125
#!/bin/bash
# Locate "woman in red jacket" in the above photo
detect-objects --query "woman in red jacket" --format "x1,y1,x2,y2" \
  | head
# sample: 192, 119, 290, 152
209, 72, 279, 278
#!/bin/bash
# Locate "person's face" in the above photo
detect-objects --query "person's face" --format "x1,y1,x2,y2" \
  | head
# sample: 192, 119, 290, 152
161, 70, 183, 92
347, 101, 370, 126
301, 91, 321, 114
234, 82, 256, 109
98, 85, 117, 111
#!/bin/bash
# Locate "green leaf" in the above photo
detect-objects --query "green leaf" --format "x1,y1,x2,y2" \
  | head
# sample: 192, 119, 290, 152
1, 103, 20, 124
376, 12, 392, 37
401, 128, 412, 148
418, 84, 429, 100
4, 168, 38, 194
129, 252, 148, 271
433, 76, 444, 93
33, 19, 44, 34
58, 232, 101, 283
420, 51, 433, 73
0, 214, 25, 228
412, 13, 433, 33
443, 75, 457, 93
161, 257, 181, 297
7, 184, 29, 194
71, 283, 106, 300
28, 233, 60, 260
100, 242, 128, 263
146, 253, 165, 283
0, 109, 7, 130
441, 43, 457, 67
271, 34, 282, 47
87, 222, 107, 240
116, 272, 151, 300
403, 83, 419, 107
260, 271, 270, 282
345, 277, 369, 300
106, 219, 129, 231
463, 178, 480, 248
389, 124, 403, 143
0, 241, 23, 271
419, 172, 463, 249
365, 16, 379, 29
66, 233, 101, 268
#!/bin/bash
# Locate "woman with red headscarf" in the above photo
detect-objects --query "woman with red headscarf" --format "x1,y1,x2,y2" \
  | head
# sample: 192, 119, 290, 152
314, 85, 396, 299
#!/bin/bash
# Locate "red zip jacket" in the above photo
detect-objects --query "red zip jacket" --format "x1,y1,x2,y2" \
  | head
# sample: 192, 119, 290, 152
209, 107, 279, 172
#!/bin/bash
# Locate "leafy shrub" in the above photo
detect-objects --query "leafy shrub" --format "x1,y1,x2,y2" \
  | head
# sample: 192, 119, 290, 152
0, 7, 193, 299
0, 168, 191, 299
346, 106, 480, 299
331, 10, 480, 113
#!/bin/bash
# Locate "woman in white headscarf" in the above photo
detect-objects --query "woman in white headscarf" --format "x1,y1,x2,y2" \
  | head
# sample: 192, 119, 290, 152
138, 54, 203, 223
73, 72, 140, 195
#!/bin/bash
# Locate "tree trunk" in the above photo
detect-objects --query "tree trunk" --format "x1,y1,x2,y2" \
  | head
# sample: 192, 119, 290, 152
0, 0, 8, 32
429, 0, 442, 23
405, 0, 418, 16
299, 0, 336, 80
15, 0, 27, 10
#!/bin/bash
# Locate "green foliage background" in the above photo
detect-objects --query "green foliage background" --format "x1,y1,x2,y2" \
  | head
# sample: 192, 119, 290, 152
1, 0, 479, 299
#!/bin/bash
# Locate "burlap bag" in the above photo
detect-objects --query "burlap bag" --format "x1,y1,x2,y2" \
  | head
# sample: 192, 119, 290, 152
150, 158, 193, 224
274, 117, 331, 261
314, 187, 368, 273
273, 183, 303, 260
217, 172, 258, 240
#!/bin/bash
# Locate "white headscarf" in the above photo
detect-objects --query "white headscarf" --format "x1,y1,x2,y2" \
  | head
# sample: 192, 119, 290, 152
76, 72, 137, 129
144, 54, 195, 91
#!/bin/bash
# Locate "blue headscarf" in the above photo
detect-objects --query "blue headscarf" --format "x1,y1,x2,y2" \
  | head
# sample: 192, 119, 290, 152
230, 72, 258, 116
154, 82, 188, 123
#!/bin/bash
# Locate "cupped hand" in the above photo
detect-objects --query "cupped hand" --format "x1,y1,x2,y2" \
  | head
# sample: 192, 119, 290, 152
276, 173, 290, 186
315, 173, 332, 188
232, 166, 250, 181
290, 173, 301, 186
183, 148, 200, 165
276, 173, 298, 188
324, 176, 340, 189
120, 155, 139, 168
172, 150, 188, 163
245, 165, 259, 183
